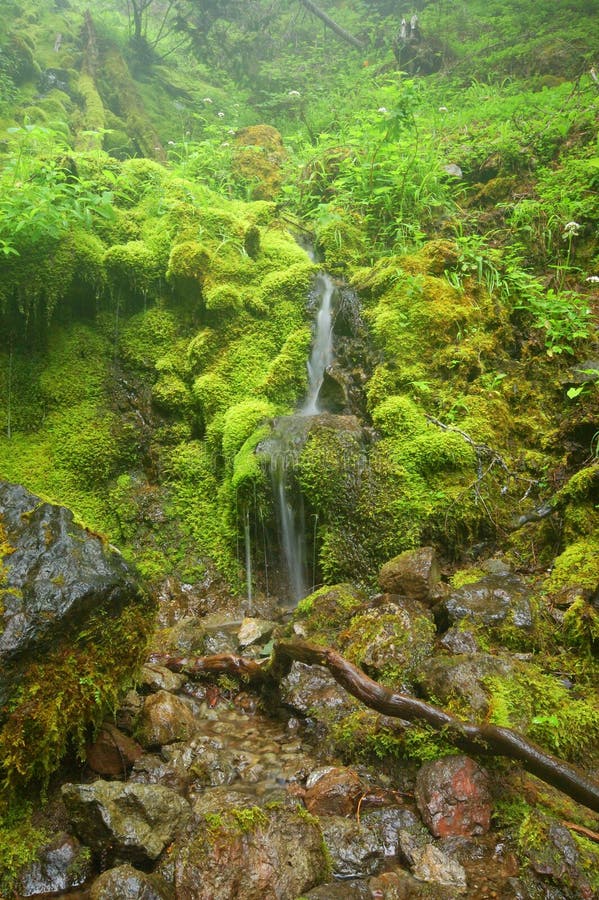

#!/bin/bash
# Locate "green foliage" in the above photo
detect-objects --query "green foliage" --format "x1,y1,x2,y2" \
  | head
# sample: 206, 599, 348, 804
0, 801, 50, 898
0, 598, 154, 794
485, 667, 599, 762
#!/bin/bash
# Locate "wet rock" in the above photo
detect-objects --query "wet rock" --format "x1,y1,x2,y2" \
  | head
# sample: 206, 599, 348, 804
303, 766, 363, 816
436, 574, 533, 631
191, 785, 285, 819
318, 366, 349, 413
280, 661, 359, 721
369, 867, 457, 898
341, 598, 436, 688
0, 481, 149, 710
408, 840, 467, 893
89, 864, 173, 899
38, 67, 71, 95
136, 690, 197, 748
86, 722, 143, 777
152, 614, 238, 656
237, 616, 277, 648
521, 812, 595, 899
115, 690, 144, 734
17, 833, 92, 897
319, 816, 384, 877
378, 547, 441, 603
362, 806, 422, 857
320, 806, 422, 878
62, 780, 191, 862
416, 653, 514, 716
128, 752, 192, 795
480, 557, 512, 576
304, 879, 371, 898
416, 756, 491, 838
439, 627, 480, 655
172, 805, 329, 899
141, 664, 185, 693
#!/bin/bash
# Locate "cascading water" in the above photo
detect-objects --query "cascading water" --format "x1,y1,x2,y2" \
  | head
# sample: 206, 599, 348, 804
301, 273, 335, 416
271, 449, 307, 603
259, 268, 338, 603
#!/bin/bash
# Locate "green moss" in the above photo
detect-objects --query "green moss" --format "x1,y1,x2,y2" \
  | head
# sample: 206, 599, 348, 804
260, 326, 311, 406
450, 567, 487, 588
222, 400, 275, 467
291, 583, 366, 643
151, 373, 192, 415
329, 709, 453, 765
118, 307, 180, 370
544, 538, 599, 593
562, 597, 599, 654
75, 73, 105, 150
104, 240, 163, 299
0, 596, 155, 794
340, 606, 436, 687
204, 283, 243, 314
167, 241, 211, 285
50, 402, 133, 487
230, 806, 269, 833
371, 395, 427, 438
0, 801, 50, 897
484, 665, 599, 762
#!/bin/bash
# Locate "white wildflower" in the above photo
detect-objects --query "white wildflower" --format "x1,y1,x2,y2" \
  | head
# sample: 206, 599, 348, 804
563, 221, 580, 237
202, 97, 213, 103
585, 275, 599, 283
217, 111, 225, 118
378, 107, 388, 113
288, 90, 301, 97
167, 140, 175, 146
438, 106, 448, 112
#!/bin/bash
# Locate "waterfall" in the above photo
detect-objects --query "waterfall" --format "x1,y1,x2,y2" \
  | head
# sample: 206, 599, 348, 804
271, 452, 307, 603
244, 508, 253, 611
301, 273, 335, 416
258, 266, 338, 604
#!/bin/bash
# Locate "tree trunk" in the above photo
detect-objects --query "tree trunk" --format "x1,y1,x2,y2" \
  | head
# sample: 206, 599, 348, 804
297, 0, 364, 50
151, 639, 599, 814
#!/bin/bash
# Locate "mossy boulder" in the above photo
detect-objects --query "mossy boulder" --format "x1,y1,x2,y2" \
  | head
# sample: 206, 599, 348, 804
233, 125, 286, 201
170, 804, 329, 899
378, 547, 441, 603
340, 598, 436, 690
291, 583, 367, 644
0, 481, 155, 793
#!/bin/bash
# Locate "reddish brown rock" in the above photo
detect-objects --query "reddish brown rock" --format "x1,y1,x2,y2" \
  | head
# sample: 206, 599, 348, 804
86, 723, 143, 776
304, 767, 364, 816
378, 547, 440, 603
415, 756, 491, 838
137, 690, 197, 748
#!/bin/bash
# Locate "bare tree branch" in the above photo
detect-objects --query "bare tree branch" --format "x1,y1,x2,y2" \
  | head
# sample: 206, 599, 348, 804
296, 0, 364, 49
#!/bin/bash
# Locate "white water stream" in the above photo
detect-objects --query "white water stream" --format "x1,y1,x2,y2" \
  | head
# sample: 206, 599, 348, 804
264, 270, 338, 603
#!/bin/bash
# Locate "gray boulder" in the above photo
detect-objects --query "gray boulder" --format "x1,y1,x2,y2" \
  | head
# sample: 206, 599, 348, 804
378, 547, 441, 603
17, 833, 92, 897
89, 864, 173, 899
0, 481, 149, 709
436, 574, 533, 631
171, 805, 329, 899
61, 780, 191, 862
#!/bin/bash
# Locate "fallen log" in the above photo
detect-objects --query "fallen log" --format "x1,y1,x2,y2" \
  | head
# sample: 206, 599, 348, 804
297, 0, 365, 50
150, 639, 599, 814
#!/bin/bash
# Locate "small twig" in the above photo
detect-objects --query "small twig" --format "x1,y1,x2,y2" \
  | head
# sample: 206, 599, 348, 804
356, 793, 366, 825
562, 820, 599, 843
